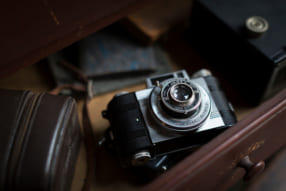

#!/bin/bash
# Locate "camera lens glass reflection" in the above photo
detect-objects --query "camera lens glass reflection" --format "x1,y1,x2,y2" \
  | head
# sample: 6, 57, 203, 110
170, 84, 193, 103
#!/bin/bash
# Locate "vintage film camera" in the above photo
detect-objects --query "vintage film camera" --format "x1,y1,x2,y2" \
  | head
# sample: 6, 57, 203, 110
102, 70, 236, 167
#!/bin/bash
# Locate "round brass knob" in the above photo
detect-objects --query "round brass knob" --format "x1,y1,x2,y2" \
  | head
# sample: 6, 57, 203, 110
245, 16, 269, 37
238, 156, 265, 181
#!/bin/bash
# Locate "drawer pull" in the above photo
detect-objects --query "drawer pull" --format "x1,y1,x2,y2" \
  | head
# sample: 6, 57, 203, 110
238, 156, 265, 181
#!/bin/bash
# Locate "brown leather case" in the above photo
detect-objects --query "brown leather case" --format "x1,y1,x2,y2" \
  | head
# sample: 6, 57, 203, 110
145, 89, 286, 191
0, 89, 81, 191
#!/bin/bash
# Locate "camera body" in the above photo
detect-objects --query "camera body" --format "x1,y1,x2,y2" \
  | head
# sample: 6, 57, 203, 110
102, 70, 236, 167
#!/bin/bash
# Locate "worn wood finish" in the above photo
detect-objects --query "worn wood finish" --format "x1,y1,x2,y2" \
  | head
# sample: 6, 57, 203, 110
121, 0, 192, 44
246, 148, 286, 191
0, 0, 152, 78
2, 62, 286, 190
144, 89, 286, 191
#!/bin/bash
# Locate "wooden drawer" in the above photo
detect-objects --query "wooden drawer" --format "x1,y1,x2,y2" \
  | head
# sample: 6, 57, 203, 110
1, 64, 285, 191
1, 1, 286, 190
144, 89, 286, 191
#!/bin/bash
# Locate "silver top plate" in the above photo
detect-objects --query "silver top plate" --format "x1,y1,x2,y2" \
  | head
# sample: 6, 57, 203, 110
136, 77, 225, 144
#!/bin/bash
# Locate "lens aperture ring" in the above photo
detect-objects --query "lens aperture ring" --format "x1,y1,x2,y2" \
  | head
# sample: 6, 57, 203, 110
149, 78, 211, 132
161, 79, 201, 116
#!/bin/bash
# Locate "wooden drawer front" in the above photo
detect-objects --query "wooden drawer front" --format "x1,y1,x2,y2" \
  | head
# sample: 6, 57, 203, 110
144, 89, 286, 191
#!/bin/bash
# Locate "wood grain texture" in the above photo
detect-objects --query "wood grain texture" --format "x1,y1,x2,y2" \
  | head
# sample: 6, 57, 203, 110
0, 0, 151, 78
3, 62, 285, 191
246, 148, 286, 191
121, 0, 192, 43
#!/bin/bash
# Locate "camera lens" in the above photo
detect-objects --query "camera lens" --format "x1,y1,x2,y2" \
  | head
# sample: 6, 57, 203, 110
170, 83, 194, 105
150, 78, 211, 132
172, 85, 192, 101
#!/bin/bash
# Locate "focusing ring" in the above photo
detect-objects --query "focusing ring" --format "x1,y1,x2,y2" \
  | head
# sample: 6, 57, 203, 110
161, 79, 201, 116
149, 78, 211, 132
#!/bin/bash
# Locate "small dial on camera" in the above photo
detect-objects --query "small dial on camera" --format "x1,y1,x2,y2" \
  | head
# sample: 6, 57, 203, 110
102, 70, 237, 168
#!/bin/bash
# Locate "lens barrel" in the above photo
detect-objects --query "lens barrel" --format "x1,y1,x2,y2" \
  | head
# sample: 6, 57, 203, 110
160, 79, 201, 118
169, 83, 195, 106
149, 78, 211, 132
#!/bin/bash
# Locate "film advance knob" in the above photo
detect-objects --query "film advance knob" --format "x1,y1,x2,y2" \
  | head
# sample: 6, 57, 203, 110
132, 151, 151, 166
245, 16, 269, 37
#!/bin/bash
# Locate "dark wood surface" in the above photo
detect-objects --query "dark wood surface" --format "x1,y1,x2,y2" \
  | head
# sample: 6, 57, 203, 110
0, 0, 152, 78
143, 89, 286, 191
247, 148, 286, 191
1, 61, 286, 191
121, 0, 191, 44
1, 4, 285, 189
